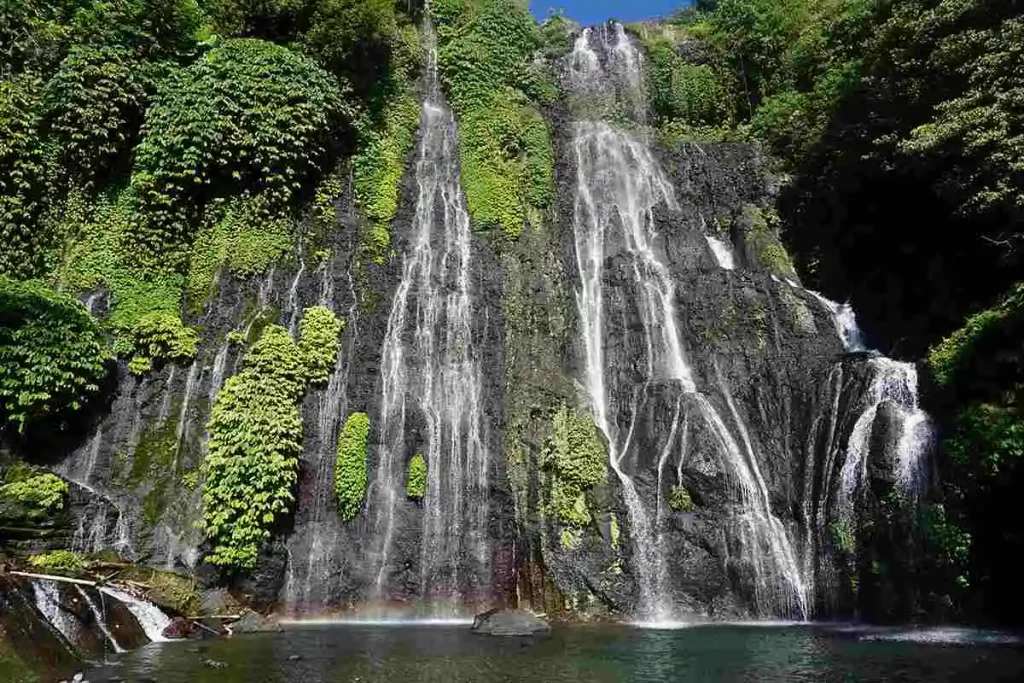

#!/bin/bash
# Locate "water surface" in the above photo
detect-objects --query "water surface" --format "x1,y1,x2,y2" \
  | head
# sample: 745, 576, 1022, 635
88, 623, 1024, 682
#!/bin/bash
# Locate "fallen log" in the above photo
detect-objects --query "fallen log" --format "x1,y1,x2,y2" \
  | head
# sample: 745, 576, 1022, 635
8, 570, 98, 587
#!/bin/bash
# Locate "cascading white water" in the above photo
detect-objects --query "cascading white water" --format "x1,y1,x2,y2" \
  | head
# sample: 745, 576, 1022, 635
283, 256, 359, 613
369, 15, 490, 613
74, 586, 125, 653
207, 340, 231, 407
98, 587, 173, 642
705, 235, 736, 270
286, 257, 306, 335
33, 580, 80, 645
566, 26, 808, 621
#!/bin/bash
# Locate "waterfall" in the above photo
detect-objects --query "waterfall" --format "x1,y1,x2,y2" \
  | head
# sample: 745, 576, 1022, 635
286, 258, 306, 335
369, 16, 490, 613
207, 339, 231, 407
32, 580, 80, 645
705, 235, 736, 270
98, 587, 173, 642
565, 26, 807, 621
283, 253, 359, 613
74, 586, 125, 653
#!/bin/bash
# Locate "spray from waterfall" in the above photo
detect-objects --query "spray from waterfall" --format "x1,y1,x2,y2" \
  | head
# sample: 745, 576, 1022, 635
369, 14, 490, 613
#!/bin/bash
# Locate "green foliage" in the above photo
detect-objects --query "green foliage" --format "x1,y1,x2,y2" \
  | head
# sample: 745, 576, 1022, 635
946, 403, 1024, 481
639, 29, 731, 129
542, 406, 607, 528
335, 412, 369, 521
0, 470, 67, 516
130, 38, 344, 267
406, 453, 426, 500
28, 550, 84, 571
431, 0, 554, 239
201, 325, 307, 569
0, 276, 108, 431
609, 514, 620, 550
668, 485, 694, 512
298, 305, 343, 384
922, 503, 972, 589
0, 73, 55, 279
113, 311, 198, 375
828, 518, 855, 554
186, 194, 294, 312
928, 284, 1024, 388
352, 85, 420, 263
44, 43, 151, 182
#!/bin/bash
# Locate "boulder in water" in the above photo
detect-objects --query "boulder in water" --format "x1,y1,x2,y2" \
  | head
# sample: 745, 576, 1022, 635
471, 609, 550, 636
162, 617, 198, 639
228, 609, 282, 633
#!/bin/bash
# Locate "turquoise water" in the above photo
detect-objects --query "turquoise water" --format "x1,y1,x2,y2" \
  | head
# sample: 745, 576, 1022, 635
88, 623, 1024, 682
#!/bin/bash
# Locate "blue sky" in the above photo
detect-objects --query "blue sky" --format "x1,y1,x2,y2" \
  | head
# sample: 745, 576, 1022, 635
529, 0, 687, 25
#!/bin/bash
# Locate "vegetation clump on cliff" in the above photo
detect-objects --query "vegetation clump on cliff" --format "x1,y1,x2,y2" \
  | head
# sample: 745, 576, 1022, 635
542, 407, 607, 531
201, 325, 308, 569
431, 0, 554, 239
335, 412, 370, 521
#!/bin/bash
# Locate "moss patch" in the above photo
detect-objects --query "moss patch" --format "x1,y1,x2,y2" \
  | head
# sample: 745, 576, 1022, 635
335, 412, 370, 521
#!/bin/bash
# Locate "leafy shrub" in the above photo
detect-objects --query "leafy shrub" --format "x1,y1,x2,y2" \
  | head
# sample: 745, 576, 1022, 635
642, 32, 731, 128
406, 453, 426, 500
0, 276, 109, 431
130, 38, 345, 267
112, 311, 198, 374
44, 43, 152, 181
922, 503, 972, 589
0, 73, 55, 279
541, 406, 607, 527
352, 86, 420, 263
335, 412, 369, 520
0, 471, 68, 515
927, 284, 1024, 388
946, 403, 1024, 479
298, 305, 343, 384
668, 485, 694, 512
28, 550, 84, 571
186, 194, 295, 311
431, 0, 553, 239
201, 324, 307, 569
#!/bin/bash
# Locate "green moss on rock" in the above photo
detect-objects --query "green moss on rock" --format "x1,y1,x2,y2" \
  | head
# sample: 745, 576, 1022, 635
201, 325, 308, 570
298, 305, 343, 385
542, 406, 607, 528
406, 453, 427, 500
335, 412, 370, 521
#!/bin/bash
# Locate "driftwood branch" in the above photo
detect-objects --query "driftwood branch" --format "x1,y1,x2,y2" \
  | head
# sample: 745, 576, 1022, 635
8, 570, 98, 587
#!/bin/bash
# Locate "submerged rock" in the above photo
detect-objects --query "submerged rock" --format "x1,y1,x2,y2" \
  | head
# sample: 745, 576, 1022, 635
228, 609, 282, 633
471, 609, 550, 636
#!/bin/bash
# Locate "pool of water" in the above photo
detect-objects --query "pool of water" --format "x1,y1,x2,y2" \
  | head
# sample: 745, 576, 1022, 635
86, 623, 1024, 682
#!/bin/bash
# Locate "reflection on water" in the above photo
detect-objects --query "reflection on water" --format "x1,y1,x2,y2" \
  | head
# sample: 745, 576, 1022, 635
88, 624, 1024, 683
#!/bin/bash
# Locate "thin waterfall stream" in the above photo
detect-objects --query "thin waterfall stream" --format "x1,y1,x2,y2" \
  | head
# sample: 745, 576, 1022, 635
368, 15, 490, 614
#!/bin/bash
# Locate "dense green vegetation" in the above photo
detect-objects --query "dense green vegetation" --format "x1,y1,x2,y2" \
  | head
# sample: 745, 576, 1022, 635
335, 412, 369, 521
431, 0, 554, 239
542, 407, 607, 530
201, 324, 308, 570
406, 453, 427, 500
0, 277, 109, 432
298, 305, 344, 384
0, 467, 68, 517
